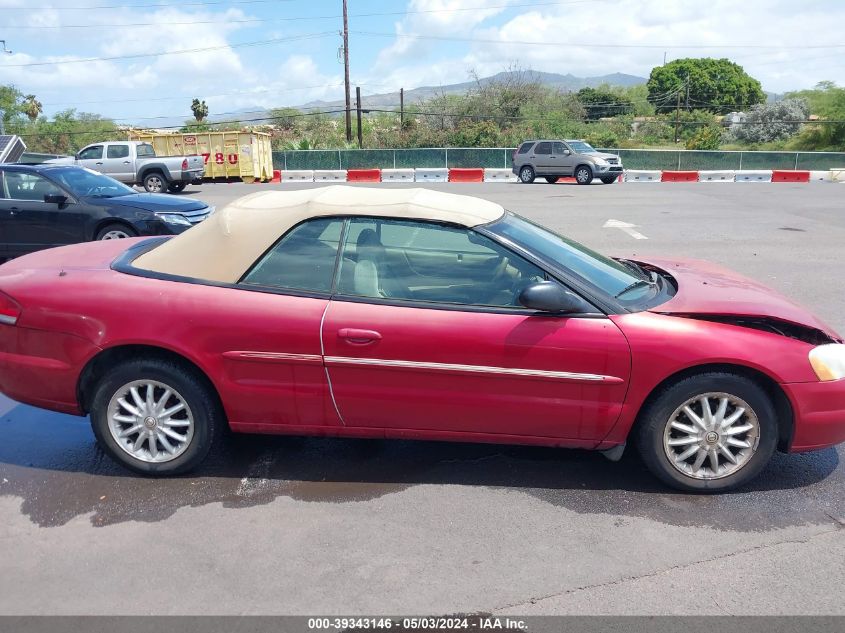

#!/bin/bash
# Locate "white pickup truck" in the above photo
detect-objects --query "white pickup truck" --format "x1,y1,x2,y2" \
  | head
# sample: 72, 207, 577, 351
49, 141, 205, 194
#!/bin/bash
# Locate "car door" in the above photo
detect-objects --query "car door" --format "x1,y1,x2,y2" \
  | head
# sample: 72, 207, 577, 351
321, 218, 631, 442
557, 141, 578, 175
531, 141, 553, 174
0, 171, 14, 257
100, 143, 134, 182
1, 171, 87, 253
75, 145, 105, 173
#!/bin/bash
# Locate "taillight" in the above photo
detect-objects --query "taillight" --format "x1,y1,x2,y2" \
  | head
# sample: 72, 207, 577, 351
0, 291, 21, 326
182, 158, 188, 170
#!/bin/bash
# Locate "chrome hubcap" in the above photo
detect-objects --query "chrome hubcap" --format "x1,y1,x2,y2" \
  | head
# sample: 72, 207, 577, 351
147, 177, 162, 192
100, 230, 130, 240
577, 169, 590, 182
520, 168, 532, 181
107, 380, 194, 464
663, 392, 760, 480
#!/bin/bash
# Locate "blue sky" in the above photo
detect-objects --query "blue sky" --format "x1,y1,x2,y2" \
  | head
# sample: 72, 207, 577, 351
1, 0, 843, 124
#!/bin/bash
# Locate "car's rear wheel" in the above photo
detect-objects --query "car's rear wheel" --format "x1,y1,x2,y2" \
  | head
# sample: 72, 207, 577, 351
89, 358, 224, 475
544, 176, 559, 184
636, 372, 777, 492
600, 176, 618, 184
96, 223, 137, 240
519, 166, 536, 183
167, 182, 187, 193
575, 165, 593, 185
143, 172, 167, 193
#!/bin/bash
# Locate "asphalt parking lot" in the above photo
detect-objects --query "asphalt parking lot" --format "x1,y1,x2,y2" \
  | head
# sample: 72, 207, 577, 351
1, 181, 844, 615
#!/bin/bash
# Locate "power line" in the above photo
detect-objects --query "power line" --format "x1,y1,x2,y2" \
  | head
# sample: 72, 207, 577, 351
3, 0, 599, 28
1, 0, 294, 9
0, 31, 335, 67
353, 31, 845, 50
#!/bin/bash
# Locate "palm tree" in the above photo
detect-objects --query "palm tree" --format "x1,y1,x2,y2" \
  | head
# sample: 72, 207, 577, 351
22, 94, 42, 122
191, 98, 209, 123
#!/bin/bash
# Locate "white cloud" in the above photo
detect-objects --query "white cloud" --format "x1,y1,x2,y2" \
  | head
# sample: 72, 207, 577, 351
366, 0, 845, 94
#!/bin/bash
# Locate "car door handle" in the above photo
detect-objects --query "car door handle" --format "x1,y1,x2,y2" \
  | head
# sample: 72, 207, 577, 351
95, 162, 103, 165
9, 206, 19, 215
123, 161, 131, 164
338, 328, 382, 344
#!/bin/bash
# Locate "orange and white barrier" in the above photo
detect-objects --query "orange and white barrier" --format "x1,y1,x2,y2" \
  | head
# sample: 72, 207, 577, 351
414, 168, 449, 182
381, 169, 415, 182
699, 170, 735, 182
313, 170, 347, 182
623, 170, 661, 182
735, 170, 773, 182
484, 168, 517, 182
346, 169, 381, 182
279, 170, 314, 182
448, 168, 485, 182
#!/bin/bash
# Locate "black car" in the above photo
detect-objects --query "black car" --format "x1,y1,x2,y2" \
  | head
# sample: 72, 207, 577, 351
0, 164, 214, 260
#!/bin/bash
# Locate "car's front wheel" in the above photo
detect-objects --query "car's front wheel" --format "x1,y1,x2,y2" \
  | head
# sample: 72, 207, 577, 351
636, 372, 777, 492
600, 176, 618, 184
575, 165, 593, 185
95, 223, 137, 240
167, 182, 187, 193
89, 358, 224, 475
519, 166, 535, 183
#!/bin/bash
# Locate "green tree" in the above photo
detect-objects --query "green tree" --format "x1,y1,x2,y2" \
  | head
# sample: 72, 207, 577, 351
190, 98, 209, 123
647, 58, 765, 114
22, 109, 120, 154
786, 81, 845, 150
0, 84, 24, 132
22, 95, 43, 122
577, 87, 634, 120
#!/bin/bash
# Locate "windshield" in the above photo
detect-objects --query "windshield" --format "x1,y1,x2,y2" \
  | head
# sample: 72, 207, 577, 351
50, 167, 136, 198
567, 141, 596, 153
486, 213, 651, 301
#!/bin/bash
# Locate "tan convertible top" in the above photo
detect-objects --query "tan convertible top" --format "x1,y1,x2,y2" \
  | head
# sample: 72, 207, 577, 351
133, 185, 506, 283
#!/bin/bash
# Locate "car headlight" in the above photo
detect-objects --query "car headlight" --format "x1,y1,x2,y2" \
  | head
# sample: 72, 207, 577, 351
809, 344, 845, 381
154, 212, 192, 227
207, 205, 217, 216
593, 158, 608, 166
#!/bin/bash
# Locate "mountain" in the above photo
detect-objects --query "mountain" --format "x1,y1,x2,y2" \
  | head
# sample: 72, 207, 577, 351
297, 70, 647, 111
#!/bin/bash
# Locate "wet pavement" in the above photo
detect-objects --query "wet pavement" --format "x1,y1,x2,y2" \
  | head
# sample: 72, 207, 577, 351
1, 183, 845, 615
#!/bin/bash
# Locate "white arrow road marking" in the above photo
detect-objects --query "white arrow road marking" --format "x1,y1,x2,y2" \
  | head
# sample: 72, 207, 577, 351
603, 219, 648, 240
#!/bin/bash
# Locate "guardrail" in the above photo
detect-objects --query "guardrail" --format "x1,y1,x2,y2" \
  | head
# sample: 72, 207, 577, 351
271, 148, 845, 171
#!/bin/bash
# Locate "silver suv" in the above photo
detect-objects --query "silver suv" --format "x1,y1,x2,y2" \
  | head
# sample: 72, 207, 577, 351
512, 139, 623, 185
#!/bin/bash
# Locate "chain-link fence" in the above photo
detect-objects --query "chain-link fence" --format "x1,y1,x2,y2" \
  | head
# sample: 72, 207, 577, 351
272, 148, 845, 171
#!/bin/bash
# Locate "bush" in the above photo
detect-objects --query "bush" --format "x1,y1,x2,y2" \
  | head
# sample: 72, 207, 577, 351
685, 126, 722, 150
732, 99, 809, 144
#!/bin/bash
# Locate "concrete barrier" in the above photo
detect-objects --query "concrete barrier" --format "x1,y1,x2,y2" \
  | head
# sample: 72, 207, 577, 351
280, 170, 314, 182
414, 168, 448, 182
830, 168, 845, 183
381, 169, 415, 182
449, 168, 484, 182
699, 170, 735, 182
623, 170, 661, 182
661, 170, 699, 182
772, 170, 810, 183
271, 169, 281, 183
313, 170, 347, 182
346, 169, 381, 182
808, 170, 835, 183
735, 170, 773, 182
484, 168, 517, 182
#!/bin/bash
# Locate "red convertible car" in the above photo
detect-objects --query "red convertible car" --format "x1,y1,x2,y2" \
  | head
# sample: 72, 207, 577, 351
1, 186, 844, 491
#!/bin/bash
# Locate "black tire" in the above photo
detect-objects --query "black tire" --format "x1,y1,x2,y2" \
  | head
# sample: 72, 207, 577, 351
600, 176, 617, 184
167, 182, 188, 193
143, 171, 167, 193
518, 165, 536, 183
95, 223, 138, 241
636, 372, 777, 492
575, 165, 593, 185
544, 176, 559, 184
89, 358, 225, 475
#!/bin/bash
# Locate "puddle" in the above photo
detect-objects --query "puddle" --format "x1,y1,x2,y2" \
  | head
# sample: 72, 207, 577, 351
0, 402, 841, 531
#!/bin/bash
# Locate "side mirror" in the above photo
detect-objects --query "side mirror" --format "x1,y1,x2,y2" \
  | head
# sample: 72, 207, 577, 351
563, 149, 572, 155
518, 281, 590, 314
44, 193, 69, 206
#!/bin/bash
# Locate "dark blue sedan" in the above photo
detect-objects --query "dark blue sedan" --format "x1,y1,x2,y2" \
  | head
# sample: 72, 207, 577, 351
0, 164, 213, 260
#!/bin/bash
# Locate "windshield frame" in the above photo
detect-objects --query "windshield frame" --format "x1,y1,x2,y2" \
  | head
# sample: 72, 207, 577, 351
480, 212, 673, 314
46, 166, 137, 199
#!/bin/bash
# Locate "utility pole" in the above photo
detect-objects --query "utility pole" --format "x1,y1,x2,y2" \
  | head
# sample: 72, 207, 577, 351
342, 0, 352, 143
400, 88, 404, 130
685, 72, 690, 111
356, 86, 363, 149
674, 90, 681, 143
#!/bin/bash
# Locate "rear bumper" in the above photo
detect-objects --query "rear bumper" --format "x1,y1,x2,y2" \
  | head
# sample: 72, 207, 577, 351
783, 379, 845, 451
180, 168, 204, 182
0, 324, 99, 415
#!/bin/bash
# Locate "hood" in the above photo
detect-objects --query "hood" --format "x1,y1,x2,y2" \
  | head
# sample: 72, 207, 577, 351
640, 256, 841, 340
84, 193, 208, 213
590, 151, 620, 161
